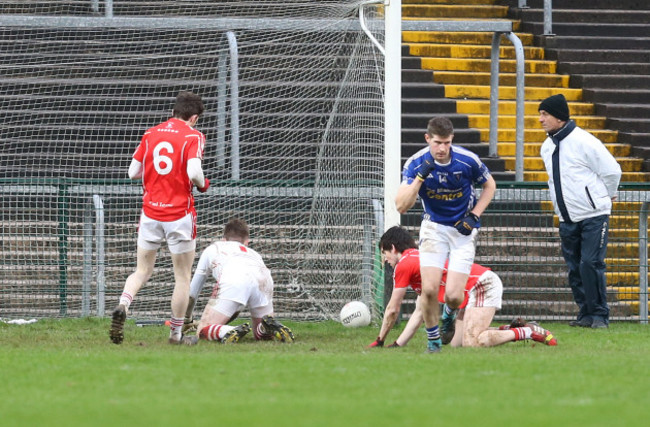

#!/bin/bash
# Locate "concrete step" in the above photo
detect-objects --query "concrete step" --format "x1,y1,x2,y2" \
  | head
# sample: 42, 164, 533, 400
521, 22, 650, 37
502, 156, 643, 173
497, 142, 630, 158
401, 128, 481, 144
547, 49, 650, 63
401, 97, 457, 114
402, 69, 434, 83
583, 89, 650, 104
541, 35, 650, 50
401, 82, 446, 98
401, 141, 490, 159
502, 0, 650, 10
631, 147, 650, 171
402, 30, 534, 46
456, 99, 595, 116
476, 128, 618, 143
570, 74, 650, 90
401, 113, 470, 129
406, 43, 545, 60
443, 85, 582, 101
433, 71, 568, 87
517, 8, 650, 24
618, 132, 650, 148
558, 62, 650, 75
420, 57, 557, 73
403, 4, 509, 19
608, 118, 650, 134
467, 114, 607, 130
595, 104, 650, 119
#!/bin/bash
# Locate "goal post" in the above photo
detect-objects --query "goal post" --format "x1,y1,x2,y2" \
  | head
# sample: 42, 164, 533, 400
0, 1, 392, 322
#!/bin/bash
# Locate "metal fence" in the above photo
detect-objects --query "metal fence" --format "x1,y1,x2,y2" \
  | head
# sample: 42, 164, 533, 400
403, 182, 650, 324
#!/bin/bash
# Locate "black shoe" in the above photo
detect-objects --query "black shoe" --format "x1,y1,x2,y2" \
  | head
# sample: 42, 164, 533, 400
591, 319, 608, 329
569, 318, 592, 328
109, 304, 127, 344
440, 304, 458, 345
221, 323, 251, 344
261, 315, 295, 343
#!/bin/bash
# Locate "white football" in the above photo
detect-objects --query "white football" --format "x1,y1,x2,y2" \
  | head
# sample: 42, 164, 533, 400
340, 301, 371, 327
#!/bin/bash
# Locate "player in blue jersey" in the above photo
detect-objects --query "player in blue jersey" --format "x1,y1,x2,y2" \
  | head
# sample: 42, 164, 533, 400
395, 117, 496, 353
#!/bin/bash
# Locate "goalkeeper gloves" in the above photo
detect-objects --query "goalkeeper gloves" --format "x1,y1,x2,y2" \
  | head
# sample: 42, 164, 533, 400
416, 158, 435, 182
367, 337, 384, 348
454, 212, 480, 236
197, 177, 210, 193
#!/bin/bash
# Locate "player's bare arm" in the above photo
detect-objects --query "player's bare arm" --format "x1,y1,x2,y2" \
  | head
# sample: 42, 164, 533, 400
395, 181, 422, 214
378, 287, 407, 341
471, 175, 496, 217
394, 296, 424, 346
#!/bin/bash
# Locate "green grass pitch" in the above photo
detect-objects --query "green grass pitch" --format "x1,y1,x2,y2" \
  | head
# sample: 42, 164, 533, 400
1, 318, 649, 426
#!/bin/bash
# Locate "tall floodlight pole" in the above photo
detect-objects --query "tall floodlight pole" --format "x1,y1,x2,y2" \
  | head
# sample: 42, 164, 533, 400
384, 0, 402, 230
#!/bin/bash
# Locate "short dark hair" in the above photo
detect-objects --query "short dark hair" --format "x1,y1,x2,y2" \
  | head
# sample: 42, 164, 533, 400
378, 226, 417, 253
427, 116, 454, 138
172, 91, 204, 120
223, 218, 249, 243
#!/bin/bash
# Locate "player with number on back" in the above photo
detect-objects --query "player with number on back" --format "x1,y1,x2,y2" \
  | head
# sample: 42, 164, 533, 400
181, 218, 295, 345
109, 91, 210, 345
395, 117, 496, 353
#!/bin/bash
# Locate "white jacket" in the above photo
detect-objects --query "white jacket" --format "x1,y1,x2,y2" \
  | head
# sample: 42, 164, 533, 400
540, 123, 622, 223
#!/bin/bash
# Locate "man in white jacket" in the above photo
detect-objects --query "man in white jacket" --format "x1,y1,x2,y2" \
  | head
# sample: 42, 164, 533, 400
539, 94, 622, 329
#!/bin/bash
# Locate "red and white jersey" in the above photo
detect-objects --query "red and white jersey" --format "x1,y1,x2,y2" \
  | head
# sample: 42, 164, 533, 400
194, 241, 273, 297
133, 118, 206, 221
438, 261, 491, 308
393, 248, 422, 295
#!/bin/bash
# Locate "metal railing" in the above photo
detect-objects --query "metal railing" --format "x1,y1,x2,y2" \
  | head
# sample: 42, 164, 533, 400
518, 0, 554, 36
359, 2, 527, 180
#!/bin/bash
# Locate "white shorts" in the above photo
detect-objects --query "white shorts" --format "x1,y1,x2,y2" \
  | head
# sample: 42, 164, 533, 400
137, 211, 196, 254
205, 297, 274, 319
208, 270, 274, 318
418, 219, 477, 274
466, 270, 503, 309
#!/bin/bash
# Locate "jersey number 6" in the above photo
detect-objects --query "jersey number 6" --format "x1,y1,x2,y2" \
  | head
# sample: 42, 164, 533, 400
153, 141, 174, 175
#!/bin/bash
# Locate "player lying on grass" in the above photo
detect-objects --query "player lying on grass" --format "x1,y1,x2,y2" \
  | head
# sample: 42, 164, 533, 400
181, 218, 294, 345
367, 226, 557, 348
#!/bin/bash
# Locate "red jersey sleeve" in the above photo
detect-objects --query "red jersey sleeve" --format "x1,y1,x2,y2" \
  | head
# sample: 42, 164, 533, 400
393, 249, 422, 295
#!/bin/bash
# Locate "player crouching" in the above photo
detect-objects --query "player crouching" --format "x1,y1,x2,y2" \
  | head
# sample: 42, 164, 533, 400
182, 219, 295, 346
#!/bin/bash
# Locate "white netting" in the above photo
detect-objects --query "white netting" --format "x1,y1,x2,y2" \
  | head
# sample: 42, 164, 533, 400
0, 1, 386, 321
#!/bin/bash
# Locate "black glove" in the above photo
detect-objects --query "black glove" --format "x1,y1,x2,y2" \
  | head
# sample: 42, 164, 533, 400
416, 158, 435, 181
454, 212, 480, 236
386, 341, 400, 348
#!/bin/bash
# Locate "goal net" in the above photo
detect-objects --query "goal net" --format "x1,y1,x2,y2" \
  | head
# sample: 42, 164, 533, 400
0, 1, 387, 322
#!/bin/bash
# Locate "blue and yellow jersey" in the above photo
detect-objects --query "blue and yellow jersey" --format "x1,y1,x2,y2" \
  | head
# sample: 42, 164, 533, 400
402, 145, 491, 226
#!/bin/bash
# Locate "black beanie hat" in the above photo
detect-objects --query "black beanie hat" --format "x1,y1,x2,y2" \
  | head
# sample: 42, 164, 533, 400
538, 94, 570, 121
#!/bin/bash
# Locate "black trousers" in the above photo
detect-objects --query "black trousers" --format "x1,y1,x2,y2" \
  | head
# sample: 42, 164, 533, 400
559, 215, 610, 322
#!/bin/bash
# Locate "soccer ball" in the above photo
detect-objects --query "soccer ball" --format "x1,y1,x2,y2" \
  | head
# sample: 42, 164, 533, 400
340, 301, 371, 327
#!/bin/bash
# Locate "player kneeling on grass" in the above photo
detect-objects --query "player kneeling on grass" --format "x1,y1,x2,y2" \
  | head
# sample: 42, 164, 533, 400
182, 218, 294, 345
367, 226, 556, 348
